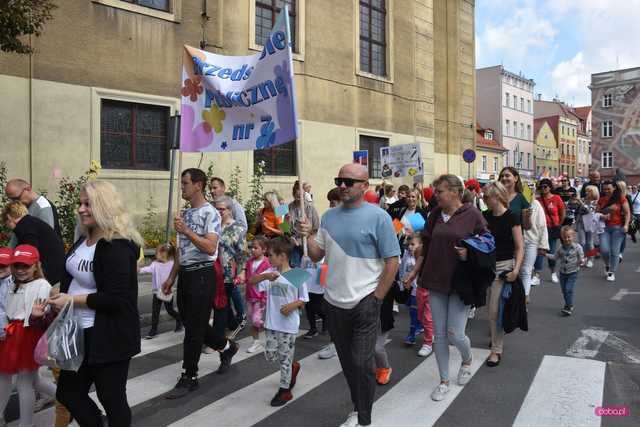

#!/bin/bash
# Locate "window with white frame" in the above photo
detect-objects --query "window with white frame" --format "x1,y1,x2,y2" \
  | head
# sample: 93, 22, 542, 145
125, 0, 169, 11
505, 119, 510, 136
602, 120, 613, 138
484, 130, 493, 140
527, 153, 531, 169
527, 124, 531, 140
505, 92, 510, 107
602, 94, 612, 108
520, 97, 524, 111
513, 121, 517, 136
520, 123, 524, 138
481, 155, 487, 172
493, 156, 498, 172
601, 151, 613, 168
513, 94, 517, 108
527, 99, 531, 113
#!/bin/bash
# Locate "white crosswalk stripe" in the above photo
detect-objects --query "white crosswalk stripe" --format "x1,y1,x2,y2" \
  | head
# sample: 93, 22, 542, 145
11, 340, 609, 427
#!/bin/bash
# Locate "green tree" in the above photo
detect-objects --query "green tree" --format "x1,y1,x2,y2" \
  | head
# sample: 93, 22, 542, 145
227, 165, 243, 203
244, 161, 266, 228
0, 162, 11, 246
0, 0, 57, 54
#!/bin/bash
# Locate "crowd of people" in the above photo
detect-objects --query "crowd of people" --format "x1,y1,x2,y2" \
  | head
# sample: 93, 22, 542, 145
0, 164, 636, 427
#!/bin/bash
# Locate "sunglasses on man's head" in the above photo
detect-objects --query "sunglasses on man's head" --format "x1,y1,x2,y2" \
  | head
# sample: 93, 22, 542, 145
334, 178, 366, 187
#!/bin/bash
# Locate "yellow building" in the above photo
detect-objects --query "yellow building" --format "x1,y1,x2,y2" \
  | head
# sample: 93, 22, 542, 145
0, 0, 475, 217
534, 119, 559, 177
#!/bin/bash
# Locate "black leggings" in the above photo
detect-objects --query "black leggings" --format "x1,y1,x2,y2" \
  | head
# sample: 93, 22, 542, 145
150, 294, 181, 333
305, 292, 326, 332
57, 328, 132, 427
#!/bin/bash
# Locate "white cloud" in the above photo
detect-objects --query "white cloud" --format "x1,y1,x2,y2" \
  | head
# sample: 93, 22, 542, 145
478, 5, 557, 69
547, 0, 640, 106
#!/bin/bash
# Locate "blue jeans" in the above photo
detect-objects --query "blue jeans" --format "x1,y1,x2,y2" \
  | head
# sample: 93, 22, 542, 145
600, 226, 625, 272
429, 290, 472, 382
225, 283, 245, 324
534, 234, 558, 272
559, 272, 578, 307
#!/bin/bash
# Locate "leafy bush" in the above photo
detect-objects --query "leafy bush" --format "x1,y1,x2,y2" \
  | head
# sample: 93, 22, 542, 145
140, 196, 165, 250
228, 165, 242, 203
244, 160, 266, 228
0, 162, 10, 246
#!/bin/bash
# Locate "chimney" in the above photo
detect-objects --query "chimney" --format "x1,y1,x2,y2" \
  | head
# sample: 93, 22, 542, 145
536, 93, 542, 101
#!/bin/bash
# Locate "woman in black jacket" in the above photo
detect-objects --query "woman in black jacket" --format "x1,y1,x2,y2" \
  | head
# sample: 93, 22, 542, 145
48, 181, 143, 427
2, 201, 65, 285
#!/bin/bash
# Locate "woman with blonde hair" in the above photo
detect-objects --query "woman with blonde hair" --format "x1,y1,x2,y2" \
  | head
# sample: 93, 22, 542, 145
49, 180, 143, 427
482, 181, 524, 368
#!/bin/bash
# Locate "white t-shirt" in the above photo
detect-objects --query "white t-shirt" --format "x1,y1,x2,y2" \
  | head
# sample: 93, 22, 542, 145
66, 240, 98, 329
631, 192, 640, 215
258, 270, 309, 334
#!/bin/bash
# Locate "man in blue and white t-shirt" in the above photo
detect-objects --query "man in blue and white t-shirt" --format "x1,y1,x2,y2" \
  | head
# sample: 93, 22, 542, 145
162, 168, 238, 400
300, 163, 400, 427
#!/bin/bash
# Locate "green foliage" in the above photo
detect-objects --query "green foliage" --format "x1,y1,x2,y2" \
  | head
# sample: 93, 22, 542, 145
0, 0, 57, 54
0, 162, 11, 246
56, 174, 88, 248
227, 165, 242, 203
140, 196, 164, 250
204, 161, 215, 203
244, 161, 266, 227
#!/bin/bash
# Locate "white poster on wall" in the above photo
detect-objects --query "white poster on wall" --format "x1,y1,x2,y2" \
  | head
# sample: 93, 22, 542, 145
380, 143, 422, 178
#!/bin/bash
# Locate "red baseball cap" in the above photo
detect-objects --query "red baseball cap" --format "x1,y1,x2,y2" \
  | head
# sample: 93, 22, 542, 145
0, 247, 11, 266
11, 245, 40, 265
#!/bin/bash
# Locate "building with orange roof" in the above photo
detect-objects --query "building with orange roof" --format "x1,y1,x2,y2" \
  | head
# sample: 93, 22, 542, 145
475, 123, 508, 182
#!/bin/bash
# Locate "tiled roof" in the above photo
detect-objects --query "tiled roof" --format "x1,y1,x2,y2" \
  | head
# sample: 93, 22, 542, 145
476, 123, 507, 151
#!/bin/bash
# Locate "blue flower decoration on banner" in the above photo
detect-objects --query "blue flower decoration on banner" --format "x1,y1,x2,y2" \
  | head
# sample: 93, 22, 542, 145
256, 115, 277, 149
221, 141, 228, 150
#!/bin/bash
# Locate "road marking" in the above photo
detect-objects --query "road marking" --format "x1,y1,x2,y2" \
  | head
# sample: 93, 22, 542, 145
603, 334, 640, 364
371, 347, 489, 427
138, 330, 185, 358
19, 333, 305, 426
170, 339, 390, 427
513, 355, 605, 427
611, 288, 640, 301
566, 328, 609, 359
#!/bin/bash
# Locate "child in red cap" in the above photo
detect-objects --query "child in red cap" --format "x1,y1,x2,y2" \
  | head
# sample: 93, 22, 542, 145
0, 244, 56, 427
0, 247, 12, 344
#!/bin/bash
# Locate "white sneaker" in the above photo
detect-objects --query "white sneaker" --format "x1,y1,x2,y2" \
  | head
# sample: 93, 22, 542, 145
393, 303, 399, 313
530, 275, 541, 287
318, 343, 337, 359
246, 340, 263, 353
468, 307, 476, 319
339, 411, 359, 427
607, 272, 616, 282
418, 344, 433, 357
457, 363, 473, 385
202, 346, 215, 354
551, 272, 559, 283
586, 259, 594, 268
430, 383, 450, 401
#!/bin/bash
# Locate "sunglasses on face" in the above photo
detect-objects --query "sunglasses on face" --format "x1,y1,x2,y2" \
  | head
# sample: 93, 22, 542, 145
334, 178, 366, 187
539, 185, 550, 189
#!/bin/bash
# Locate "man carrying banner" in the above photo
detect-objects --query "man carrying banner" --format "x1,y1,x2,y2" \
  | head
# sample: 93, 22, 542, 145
162, 168, 238, 399
299, 163, 400, 427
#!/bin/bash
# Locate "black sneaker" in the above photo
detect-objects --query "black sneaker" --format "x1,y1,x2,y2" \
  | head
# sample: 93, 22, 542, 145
217, 340, 239, 374
165, 373, 198, 399
174, 321, 183, 333
561, 305, 572, 316
144, 331, 157, 340
270, 388, 293, 407
303, 330, 319, 340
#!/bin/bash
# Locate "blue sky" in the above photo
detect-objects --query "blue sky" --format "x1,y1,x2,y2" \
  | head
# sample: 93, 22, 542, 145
476, 0, 640, 107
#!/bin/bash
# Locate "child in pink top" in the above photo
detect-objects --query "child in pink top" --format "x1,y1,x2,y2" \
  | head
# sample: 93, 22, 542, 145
240, 236, 271, 353
139, 244, 182, 339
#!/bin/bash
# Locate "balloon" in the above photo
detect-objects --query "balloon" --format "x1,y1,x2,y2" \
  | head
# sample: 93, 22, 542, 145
364, 190, 379, 204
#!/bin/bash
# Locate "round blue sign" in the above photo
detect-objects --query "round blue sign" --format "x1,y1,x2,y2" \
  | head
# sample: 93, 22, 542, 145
463, 149, 476, 163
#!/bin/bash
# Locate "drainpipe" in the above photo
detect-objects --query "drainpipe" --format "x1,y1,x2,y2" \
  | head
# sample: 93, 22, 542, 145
28, 34, 34, 183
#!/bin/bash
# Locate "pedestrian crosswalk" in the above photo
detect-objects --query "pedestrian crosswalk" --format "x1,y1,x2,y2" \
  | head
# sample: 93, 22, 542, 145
8, 329, 608, 427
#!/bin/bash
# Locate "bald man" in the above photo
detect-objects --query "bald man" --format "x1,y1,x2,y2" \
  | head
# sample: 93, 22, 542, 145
299, 163, 400, 427
580, 170, 601, 199
5, 179, 61, 240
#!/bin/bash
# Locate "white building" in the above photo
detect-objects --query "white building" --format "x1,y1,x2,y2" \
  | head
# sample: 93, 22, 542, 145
476, 66, 536, 180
